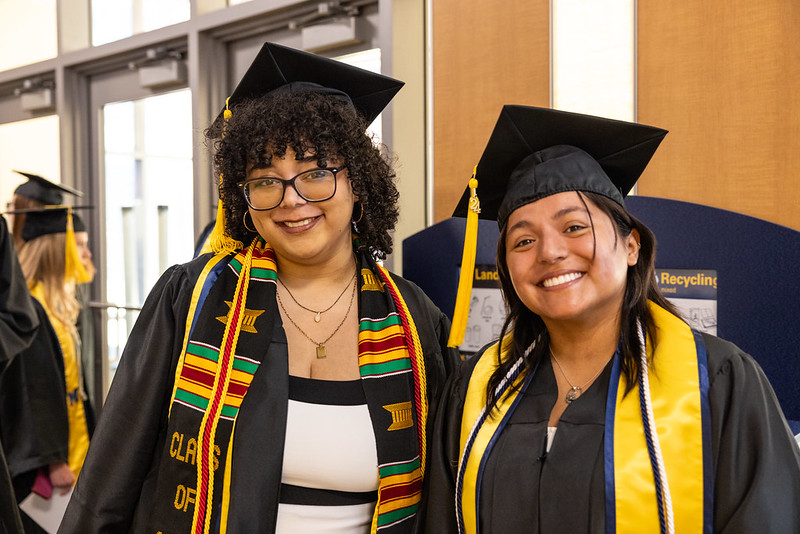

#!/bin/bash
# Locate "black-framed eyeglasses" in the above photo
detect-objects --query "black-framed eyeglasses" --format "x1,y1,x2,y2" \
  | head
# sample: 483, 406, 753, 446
238, 166, 347, 211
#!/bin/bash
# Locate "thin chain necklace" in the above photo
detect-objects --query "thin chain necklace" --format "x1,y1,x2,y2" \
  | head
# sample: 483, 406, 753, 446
550, 347, 611, 403
276, 275, 357, 359
277, 271, 356, 323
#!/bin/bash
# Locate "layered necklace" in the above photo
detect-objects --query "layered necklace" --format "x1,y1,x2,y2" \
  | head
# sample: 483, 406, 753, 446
550, 347, 611, 403
278, 271, 356, 323
276, 272, 357, 359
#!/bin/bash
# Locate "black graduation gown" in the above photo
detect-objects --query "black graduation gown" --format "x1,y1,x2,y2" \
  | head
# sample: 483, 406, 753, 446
59, 255, 457, 534
1, 215, 40, 534
0, 216, 38, 369
0, 299, 69, 489
0, 300, 69, 534
425, 334, 800, 533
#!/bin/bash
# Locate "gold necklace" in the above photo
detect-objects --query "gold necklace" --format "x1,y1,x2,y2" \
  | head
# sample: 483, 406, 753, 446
277, 271, 357, 323
276, 276, 357, 359
550, 347, 610, 403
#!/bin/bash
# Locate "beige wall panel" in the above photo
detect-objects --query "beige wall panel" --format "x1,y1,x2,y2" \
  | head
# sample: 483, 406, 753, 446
638, 0, 800, 230
432, 0, 550, 221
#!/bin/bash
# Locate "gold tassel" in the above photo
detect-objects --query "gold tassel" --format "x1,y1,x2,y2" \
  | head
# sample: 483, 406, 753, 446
64, 207, 92, 284
205, 99, 244, 254
447, 168, 480, 348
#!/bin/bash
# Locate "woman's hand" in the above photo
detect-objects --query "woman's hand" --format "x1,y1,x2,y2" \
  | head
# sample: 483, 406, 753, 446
48, 462, 76, 495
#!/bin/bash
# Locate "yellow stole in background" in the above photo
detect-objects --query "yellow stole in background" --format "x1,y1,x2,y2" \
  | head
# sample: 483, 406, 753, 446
457, 302, 711, 534
30, 283, 91, 477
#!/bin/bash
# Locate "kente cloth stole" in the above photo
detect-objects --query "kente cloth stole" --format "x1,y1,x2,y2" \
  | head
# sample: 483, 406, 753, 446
357, 256, 427, 532
153, 240, 426, 534
156, 238, 277, 534
456, 302, 712, 534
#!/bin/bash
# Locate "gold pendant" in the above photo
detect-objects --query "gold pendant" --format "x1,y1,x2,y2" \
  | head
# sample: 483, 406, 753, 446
316, 344, 327, 359
314, 312, 321, 323
565, 387, 581, 403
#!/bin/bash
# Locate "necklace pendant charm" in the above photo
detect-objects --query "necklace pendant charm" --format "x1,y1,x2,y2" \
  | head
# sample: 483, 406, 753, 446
314, 312, 321, 323
565, 387, 581, 403
316, 344, 327, 359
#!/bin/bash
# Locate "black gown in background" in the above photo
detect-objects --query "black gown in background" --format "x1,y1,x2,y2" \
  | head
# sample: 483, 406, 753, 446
0, 216, 38, 367
0, 299, 69, 534
0, 215, 40, 534
425, 334, 800, 533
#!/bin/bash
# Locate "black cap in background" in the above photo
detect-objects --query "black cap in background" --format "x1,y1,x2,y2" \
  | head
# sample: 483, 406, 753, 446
12, 171, 83, 206
19, 207, 88, 243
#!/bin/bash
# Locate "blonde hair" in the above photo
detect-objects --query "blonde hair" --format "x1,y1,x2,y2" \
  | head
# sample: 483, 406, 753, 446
18, 232, 80, 329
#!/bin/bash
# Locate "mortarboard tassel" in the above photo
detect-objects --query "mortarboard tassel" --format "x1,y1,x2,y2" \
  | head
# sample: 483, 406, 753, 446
64, 207, 92, 284
447, 168, 480, 348
205, 99, 244, 255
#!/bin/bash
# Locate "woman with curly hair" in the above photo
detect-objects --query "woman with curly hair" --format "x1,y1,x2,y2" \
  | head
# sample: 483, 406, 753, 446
61, 42, 457, 534
425, 106, 800, 533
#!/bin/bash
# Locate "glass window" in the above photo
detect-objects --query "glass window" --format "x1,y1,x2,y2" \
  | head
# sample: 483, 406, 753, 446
0, 116, 60, 214
335, 48, 383, 143
92, 0, 189, 46
0, 0, 57, 71
102, 89, 192, 378
552, 0, 634, 121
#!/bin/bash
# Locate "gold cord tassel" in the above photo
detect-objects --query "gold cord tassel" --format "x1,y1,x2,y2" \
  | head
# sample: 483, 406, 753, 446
205, 99, 244, 254
447, 167, 480, 348
64, 207, 92, 284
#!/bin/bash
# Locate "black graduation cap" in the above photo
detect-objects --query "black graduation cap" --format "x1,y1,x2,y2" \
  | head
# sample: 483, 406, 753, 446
13, 170, 83, 205
217, 42, 404, 125
19, 206, 88, 242
452, 105, 668, 228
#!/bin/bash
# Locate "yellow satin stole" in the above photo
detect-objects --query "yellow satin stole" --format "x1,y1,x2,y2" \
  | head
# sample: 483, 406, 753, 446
458, 303, 709, 534
31, 283, 90, 477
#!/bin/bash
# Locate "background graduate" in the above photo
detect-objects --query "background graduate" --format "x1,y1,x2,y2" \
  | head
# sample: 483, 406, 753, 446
7, 172, 98, 419
425, 105, 800, 533
2, 206, 95, 533
60, 42, 457, 533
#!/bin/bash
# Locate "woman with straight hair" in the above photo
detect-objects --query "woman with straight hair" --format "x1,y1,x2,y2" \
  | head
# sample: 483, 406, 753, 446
425, 105, 800, 533
2, 207, 94, 533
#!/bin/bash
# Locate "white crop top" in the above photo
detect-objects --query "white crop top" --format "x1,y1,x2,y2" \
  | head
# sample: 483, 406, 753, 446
276, 376, 379, 533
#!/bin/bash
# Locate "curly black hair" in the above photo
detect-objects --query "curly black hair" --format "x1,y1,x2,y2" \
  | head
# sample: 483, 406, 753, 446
205, 90, 399, 260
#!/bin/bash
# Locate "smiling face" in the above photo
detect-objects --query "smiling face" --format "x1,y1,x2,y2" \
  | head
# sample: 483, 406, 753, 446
503, 192, 639, 329
246, 147, 357, 268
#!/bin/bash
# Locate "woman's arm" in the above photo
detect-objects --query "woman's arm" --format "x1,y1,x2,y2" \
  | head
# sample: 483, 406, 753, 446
58, 264, 194, 533
706, 335, 800, 532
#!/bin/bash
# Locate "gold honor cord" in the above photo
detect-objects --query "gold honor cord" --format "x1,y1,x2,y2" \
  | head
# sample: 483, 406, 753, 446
192, 240, 256, 534
207, 97, 244, 255
447, 168, 480, 348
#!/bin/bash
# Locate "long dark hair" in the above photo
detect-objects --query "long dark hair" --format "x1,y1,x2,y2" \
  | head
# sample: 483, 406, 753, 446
205, 90, 399, 260
485, 191, 681, 411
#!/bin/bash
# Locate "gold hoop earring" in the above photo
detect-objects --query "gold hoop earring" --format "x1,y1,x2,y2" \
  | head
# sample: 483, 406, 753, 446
352, 202, 364, 224
243, 211, 257, 233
